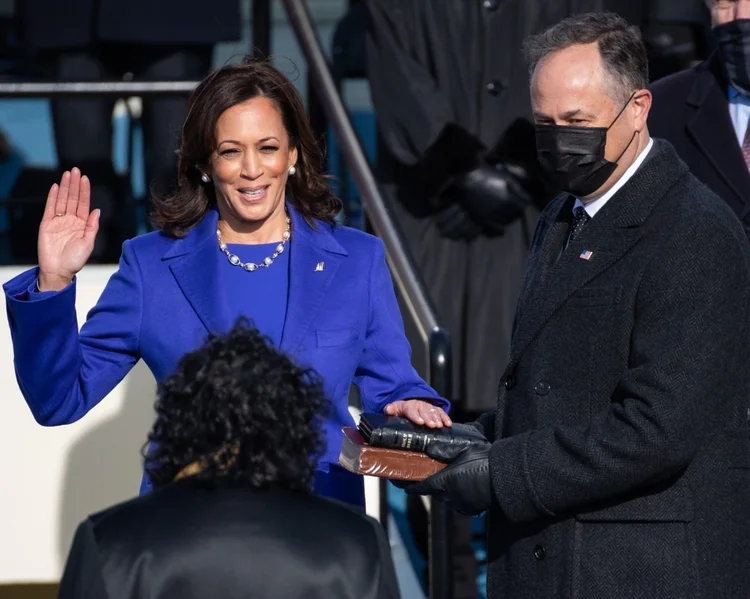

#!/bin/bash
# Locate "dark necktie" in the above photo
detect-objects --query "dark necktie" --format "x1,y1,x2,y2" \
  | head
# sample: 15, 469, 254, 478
567, 206, 590, 247
742, 120, 750, 173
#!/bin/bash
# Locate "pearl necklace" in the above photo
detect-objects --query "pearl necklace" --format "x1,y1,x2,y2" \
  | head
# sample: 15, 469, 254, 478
217, 214, 291, 272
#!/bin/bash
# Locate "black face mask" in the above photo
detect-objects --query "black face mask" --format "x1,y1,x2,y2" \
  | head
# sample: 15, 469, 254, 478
535, 94, 636, 198
714, 19, 750, 97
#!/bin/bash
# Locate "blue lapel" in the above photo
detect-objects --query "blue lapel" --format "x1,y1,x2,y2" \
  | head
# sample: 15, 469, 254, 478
163, 208, 232, 335
163, 204, 348, 352
279, 206, 347, 355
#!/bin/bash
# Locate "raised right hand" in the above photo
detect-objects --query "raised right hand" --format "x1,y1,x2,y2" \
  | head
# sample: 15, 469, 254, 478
37, 168, 100, 291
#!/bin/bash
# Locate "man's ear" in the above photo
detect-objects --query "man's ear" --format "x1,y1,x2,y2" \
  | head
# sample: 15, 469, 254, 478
632, 89, 652, 133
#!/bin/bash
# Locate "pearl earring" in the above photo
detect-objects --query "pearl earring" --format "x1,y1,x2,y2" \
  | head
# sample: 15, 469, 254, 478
201, 173, 210, 183
288, 165, 297, 176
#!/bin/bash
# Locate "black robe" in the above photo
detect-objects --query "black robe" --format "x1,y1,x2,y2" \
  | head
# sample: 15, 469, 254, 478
364, 0, 602, 412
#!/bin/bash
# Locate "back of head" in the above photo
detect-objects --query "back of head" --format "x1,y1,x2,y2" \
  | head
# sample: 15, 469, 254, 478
144, 319, 326, 491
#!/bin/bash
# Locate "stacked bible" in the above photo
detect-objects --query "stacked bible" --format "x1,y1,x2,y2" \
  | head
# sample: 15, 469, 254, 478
338, 413, 488, 481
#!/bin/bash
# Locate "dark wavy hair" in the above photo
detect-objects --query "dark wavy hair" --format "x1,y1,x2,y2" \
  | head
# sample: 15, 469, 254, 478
143, 320, 327, 490
151, 57, 342, 237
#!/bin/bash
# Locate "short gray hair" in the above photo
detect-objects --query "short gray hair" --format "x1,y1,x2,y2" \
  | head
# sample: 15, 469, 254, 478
523, 12, 649, 102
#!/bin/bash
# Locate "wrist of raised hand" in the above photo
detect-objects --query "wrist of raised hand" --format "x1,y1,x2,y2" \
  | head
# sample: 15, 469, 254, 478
37, 271, 74, 292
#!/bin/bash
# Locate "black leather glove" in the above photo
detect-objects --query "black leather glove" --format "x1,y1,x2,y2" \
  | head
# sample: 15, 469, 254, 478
453, 162, 534, 234
404, 441, 492, 516
435, 202, 484, 241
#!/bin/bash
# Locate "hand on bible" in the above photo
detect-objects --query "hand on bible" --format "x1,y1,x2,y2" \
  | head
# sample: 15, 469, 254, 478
384, 399, 452, 428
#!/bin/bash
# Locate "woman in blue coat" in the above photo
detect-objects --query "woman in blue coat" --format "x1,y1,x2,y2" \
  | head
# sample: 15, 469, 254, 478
3, 58, 451, 507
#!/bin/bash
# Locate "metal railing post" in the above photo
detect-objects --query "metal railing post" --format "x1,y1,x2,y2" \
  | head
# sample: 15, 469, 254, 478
427, 328, 454, 597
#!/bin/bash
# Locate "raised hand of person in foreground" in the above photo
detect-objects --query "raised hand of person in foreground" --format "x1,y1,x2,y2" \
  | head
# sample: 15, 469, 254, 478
37, 168, 100, 291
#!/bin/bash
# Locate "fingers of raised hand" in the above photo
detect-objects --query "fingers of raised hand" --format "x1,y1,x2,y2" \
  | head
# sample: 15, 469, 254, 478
76, 173, 91, 220
43, 182, 60, 220
51, 168, 88, 220
67, 168, 81, 214
83, 209, 100, 244
54, 171, 71, 217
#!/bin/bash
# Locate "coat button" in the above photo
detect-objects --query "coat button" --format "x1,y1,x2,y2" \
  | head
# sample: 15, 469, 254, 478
504, 375, 516, 390
534, 381, 550, 396
483, 0, 499, 10
486, 80, 503, 96
533, 545, 546, 560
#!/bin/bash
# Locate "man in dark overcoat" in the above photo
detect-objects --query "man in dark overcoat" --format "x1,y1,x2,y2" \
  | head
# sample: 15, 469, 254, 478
406, 12, 750, 599
649, 0, 750, 240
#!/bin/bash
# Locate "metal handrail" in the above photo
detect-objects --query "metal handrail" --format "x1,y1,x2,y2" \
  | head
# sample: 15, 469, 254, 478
281, 1, 453, 598
281, 0, 438, 349
0, 81, 198, 97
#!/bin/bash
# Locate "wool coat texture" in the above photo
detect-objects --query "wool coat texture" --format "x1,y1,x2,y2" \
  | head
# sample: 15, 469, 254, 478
474, 139, 750, 599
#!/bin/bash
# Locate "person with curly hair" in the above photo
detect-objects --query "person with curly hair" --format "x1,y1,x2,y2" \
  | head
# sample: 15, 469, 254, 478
3, 57, 452, 508
57, 322, 401, 599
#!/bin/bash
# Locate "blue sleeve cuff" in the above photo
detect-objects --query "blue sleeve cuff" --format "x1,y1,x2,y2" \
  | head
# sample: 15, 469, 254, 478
3, 268, 74, 303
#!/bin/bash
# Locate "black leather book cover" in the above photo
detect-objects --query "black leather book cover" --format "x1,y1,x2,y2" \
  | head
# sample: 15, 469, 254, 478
358, 413, 487, 453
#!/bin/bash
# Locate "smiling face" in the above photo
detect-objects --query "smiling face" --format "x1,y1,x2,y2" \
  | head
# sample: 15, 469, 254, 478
208, 96, 298, 237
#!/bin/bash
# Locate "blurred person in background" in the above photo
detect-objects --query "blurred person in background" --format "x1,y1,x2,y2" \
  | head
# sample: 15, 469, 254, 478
58, 321, 401, 599
3, 58, 450, 511
364, 1, 601, 595
604, 0, 712, 80
0, 127, 24, 201
649, 0, 750, 240
16, 0, 242, 262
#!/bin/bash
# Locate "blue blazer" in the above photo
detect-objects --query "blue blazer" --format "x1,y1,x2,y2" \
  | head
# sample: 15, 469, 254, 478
4, 206, 448, 496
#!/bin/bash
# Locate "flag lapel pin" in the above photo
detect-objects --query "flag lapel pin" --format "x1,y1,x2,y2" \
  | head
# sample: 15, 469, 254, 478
579, 249, 594, 261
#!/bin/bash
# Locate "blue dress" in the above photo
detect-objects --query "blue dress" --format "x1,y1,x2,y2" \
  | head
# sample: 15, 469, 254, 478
221, 241, 365, 507
221, 241, 290, 346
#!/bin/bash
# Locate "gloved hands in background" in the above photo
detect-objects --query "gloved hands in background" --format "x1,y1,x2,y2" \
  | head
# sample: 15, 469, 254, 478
437, 162, 534, 241
434, 203, 484, 241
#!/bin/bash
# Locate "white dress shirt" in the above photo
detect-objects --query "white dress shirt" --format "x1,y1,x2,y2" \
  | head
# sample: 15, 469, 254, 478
728, 85, 750, 148
573, 137, 654, 218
